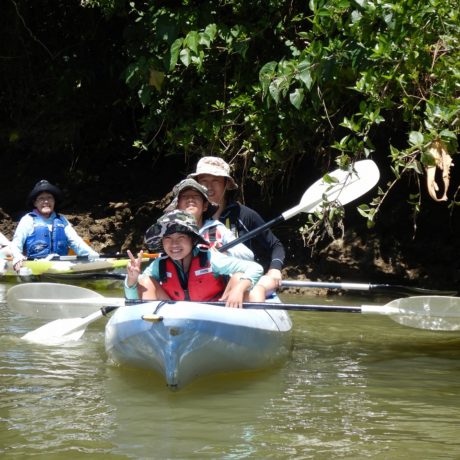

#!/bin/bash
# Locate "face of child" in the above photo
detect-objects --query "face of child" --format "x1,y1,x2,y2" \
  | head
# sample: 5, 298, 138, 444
196, 174, 226, 205
177, 189, 207, 220
162, 232, 194, 261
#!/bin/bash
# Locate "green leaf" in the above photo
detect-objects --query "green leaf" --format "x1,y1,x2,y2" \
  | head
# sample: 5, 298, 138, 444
185, 31, 199, 54
179, 48, 191, 67
289, 88, 304, 109
408, 131, 424, 147
169, 38, 183, 70
297, 59, 313, 90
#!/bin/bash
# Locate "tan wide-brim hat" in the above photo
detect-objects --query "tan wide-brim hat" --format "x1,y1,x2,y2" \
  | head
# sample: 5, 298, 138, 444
188, 156, 238, 190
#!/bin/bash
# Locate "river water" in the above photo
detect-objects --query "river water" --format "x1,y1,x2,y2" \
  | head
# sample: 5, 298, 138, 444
1, 281, 460, 459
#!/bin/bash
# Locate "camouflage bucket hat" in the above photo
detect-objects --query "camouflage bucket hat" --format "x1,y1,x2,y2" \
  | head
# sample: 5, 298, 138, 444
187, 156, 238, 190
164, 178, 219, 219
144, 210, 209, 252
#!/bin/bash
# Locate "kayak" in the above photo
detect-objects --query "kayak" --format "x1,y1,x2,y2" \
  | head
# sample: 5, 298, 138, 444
105, 300, 293, 389
1, 257, 130, 282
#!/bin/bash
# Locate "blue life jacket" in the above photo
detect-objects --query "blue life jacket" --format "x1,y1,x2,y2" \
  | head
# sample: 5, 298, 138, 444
25, 211, 69, 258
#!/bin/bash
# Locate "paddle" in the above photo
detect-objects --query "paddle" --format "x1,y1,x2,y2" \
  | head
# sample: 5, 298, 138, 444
28, 253, 160, 261
281, 280, 458, 296
219, 159, 380, 252
18, 296, 460, 344
7, 284, 460, 345
38, 272, 457, 297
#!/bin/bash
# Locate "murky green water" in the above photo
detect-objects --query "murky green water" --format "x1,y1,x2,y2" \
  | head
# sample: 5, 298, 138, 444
1, 282, 460, 459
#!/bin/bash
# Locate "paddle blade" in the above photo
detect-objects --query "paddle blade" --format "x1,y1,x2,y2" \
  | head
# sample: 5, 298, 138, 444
296, 159, 380, 215
385, 296, 460, 331
7, 283, 106, 319
22, 318, 87, 344
22, 310, 105, 345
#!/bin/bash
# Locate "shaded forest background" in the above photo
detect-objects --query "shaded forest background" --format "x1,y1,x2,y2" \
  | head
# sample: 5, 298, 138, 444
1, 1, 459, 289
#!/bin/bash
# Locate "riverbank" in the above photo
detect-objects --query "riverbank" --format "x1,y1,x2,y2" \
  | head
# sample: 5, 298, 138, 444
1, 198, 459, 295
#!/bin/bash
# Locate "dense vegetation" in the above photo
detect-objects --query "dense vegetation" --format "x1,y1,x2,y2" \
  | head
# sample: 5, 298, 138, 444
1, 1, 459, 245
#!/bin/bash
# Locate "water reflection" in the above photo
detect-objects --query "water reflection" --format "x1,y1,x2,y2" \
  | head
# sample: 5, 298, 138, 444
1, 283, 460, 459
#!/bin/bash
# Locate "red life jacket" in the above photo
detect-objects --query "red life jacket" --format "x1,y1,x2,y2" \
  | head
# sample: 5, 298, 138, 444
201, 225, 224, 248
159, 251, 227, 301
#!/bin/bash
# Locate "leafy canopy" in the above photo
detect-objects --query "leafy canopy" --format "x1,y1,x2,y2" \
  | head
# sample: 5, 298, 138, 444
85, 0, 460, 232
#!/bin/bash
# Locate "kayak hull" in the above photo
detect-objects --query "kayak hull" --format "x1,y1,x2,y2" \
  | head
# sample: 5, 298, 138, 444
105, 301, 292, 389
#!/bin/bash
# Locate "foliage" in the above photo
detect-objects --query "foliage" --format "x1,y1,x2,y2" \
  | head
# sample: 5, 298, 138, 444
258, 0, 460, 228
83, 0, 459, 237
2, 0, 459, 245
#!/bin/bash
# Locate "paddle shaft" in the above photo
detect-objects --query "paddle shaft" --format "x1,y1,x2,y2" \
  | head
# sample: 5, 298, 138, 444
98, 299, 388, 314
219, 215, 283, 252
43, 272, 457, 297
281, 280, 458, 296
28, 253, 159, 261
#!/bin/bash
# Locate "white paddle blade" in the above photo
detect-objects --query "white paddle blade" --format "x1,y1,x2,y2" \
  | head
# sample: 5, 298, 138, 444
22, 310, 105, 345
385, 296, 460, 331
22, 319, 87, 344
286, 159, 379, 218
7, 283, 107, 319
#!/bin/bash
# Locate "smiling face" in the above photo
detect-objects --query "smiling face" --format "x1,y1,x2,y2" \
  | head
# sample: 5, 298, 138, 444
34, 192, 55, 218
162, 232, 194, 262
177, 188, 208, 226
195, 174, 227, 209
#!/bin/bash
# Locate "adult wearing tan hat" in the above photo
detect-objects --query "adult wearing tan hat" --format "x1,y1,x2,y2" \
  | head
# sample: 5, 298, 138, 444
188, 156, 285, 294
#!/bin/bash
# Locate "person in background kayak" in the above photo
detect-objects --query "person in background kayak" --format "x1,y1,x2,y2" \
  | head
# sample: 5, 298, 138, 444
188, 156, 285, 296
0, 232, 25, 273
125, 210, 265, 308
165, 178, 254, 261
12, 180, 99, 268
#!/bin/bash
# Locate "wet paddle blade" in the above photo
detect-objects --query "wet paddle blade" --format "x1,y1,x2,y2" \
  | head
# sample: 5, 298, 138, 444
21, 310, 105, 345
384, 296, 460, 331
7, 283, 108, 319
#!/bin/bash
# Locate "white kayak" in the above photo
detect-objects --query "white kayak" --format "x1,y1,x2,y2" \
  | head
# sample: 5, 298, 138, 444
105, 300, 293, 389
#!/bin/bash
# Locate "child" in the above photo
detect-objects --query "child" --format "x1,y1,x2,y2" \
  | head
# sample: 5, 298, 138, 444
165, 178, 254, 260
125, 210, 266, 308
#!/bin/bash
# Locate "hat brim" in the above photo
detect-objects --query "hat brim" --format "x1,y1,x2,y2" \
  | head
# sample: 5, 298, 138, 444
188, 172, 238, 190
144, 221, 209, 252
27, 184, 63, 207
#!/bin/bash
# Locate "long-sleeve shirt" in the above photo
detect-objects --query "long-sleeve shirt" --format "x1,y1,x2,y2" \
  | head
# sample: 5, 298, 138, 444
124, 247, 263, 300
0, 232, 25, 264
219, 201, 285, 272
12, 211, 98, 261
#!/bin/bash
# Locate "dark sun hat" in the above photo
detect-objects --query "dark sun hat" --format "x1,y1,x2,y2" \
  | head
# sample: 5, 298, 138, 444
144, 210, 210, 252
27, 180, 63, 207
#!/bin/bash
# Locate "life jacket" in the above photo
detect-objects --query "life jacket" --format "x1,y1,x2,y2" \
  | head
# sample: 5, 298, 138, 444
201, 225, 224, 248
25, 211, 69, 258
158, 250, 226, 301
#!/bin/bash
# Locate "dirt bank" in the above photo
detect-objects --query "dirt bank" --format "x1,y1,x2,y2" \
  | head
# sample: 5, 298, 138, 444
2, 197, 459, 295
